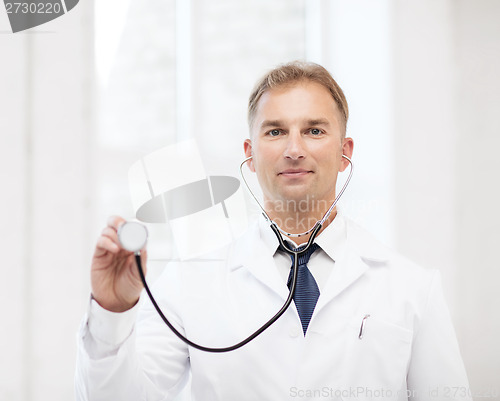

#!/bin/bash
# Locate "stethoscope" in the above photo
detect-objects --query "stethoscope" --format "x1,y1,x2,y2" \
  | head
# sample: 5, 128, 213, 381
118, 154, 353, 353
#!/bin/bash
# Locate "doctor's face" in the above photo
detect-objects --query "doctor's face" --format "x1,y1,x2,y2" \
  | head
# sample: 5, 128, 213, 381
244, 80, 353, 211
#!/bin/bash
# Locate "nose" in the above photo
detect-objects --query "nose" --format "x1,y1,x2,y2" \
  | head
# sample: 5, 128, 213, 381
283, 131, 306, 160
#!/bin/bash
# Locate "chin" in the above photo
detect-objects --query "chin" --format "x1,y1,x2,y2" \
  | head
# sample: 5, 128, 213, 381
277, 191, 311, 205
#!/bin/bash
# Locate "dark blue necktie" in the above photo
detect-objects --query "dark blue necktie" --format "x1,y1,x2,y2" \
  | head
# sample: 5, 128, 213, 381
286, 243, 320, 335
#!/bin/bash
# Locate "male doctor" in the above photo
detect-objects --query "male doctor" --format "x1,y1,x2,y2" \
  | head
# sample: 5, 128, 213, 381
76, 61, 471, 400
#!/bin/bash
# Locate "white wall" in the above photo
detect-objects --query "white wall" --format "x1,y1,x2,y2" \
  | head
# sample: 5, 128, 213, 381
0, 1, 95, 400
454, 0, 500, 393
0, 25, 30, 401
392, 0, 500, 395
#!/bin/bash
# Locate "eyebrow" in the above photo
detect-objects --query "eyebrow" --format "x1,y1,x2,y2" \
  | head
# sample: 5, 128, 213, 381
259, 118, 331, 130
260, 120, 283, 130
307, 118, 330, 127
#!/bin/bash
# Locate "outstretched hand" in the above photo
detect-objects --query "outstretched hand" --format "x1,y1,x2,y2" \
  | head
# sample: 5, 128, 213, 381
90, 216, 147, 312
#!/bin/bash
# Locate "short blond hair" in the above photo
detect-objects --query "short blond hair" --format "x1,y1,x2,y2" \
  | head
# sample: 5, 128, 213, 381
248, 61, 349, 135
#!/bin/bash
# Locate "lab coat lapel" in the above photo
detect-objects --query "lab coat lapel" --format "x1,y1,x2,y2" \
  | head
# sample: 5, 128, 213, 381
314, 241, 368, 314
229, 223, 289, 301
314, 217, 389, 315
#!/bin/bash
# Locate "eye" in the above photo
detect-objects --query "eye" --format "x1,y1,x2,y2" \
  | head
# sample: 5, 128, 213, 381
267, 129, 282, 137
309, 128, 323, 136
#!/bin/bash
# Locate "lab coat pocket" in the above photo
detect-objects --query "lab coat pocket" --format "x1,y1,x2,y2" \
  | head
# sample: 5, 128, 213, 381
341, 316, 413, 394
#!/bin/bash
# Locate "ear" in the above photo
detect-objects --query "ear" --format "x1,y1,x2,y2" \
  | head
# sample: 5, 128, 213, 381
243, 139, 256, 172
339, 137, 354, 172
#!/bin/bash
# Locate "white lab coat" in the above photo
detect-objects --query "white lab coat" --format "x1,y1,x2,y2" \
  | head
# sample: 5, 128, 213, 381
75, 214, 471, 401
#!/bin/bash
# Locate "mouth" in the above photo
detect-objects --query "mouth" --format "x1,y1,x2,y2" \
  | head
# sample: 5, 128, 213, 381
278, 169, 313, 177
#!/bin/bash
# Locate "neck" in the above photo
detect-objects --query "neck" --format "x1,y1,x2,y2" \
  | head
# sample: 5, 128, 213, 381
265, 199, 338, 245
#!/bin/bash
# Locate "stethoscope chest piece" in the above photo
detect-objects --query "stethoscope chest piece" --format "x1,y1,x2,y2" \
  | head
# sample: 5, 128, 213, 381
118, 221, 148, 253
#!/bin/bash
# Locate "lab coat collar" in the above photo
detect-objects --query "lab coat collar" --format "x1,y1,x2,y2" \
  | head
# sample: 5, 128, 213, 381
343, 216, 391, 263
257, 210, 347, 262
256, 209, 389, 263
228, 210, 391, 302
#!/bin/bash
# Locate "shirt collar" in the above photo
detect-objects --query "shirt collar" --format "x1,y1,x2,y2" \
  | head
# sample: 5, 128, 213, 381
258, 209, 347, 262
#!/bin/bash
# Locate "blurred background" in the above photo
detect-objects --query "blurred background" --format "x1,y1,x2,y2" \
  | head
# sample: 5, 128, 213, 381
1, 0, 499, 400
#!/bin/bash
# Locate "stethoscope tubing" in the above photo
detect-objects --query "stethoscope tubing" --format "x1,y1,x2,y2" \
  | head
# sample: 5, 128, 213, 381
135, 156, 353, 352
135, 223, 321, 353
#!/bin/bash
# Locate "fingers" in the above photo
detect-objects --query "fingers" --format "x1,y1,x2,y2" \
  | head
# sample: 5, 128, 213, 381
95, 235, 120, 254
95, 216, 148, 258
101, 226, 119, 244
94, 216, 128, 256
107, 215, 127, 232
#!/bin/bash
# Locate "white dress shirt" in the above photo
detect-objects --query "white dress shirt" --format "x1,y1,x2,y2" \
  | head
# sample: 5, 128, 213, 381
262, 213, 346, 291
